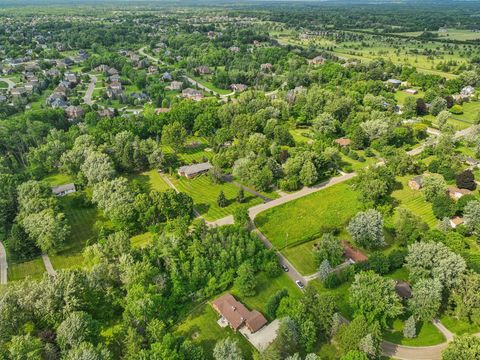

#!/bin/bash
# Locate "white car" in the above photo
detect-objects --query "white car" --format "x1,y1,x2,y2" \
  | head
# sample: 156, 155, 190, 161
295, 280, 304, 289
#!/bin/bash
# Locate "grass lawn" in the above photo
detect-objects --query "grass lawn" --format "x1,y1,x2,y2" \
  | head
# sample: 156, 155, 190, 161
382, 319, 445, 346
167, 174, 263, 221
290, 128, 314, 144
131, 232, 153, 248
255, 181, 361, 249
42, 173, 75, 187
129, 169, 171, 192
385, 267, 409, 282
440, 315, 480, 335
188, 75, 232, 95
162, 139, 214, 164
8, 258, 45, 282
340, 150, 379, 172
231, 272, 302, 320
175, 303, 254, 359
392, 176, 437, 228
0, 80, 8, 89
450, 101, 480, 123
49, 194, 100, 270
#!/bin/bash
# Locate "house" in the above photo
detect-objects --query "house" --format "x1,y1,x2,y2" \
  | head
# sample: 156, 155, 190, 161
212, 294, 267, 333
405, 89, 418, 95
46, 68, 61, 77
64, 72, 78, 85
387, 79, 402, 88
177, 162, 213, 178
229, 46, 240, 53
464, 156, 480, 168
408, 176, 423, 190
98, 107, 116, 118
334, 137, 351, 147
461, 86, 475, 97
450, 216, 464, 228
181, 88, 204, 101
342, 241, 367, 263
166, 81, 183, 91
51, 183, 76, 197
195, 65, 211, 75
395, 281, 412, 299
260, 63, 273, 72
309, 55, 326, 65
65, 105, 84, 121
10, 87, 26, 97
95, 64, 110, 73
107, 67, 119, 76
448, 187, 471, 200
230, 83, 248, 92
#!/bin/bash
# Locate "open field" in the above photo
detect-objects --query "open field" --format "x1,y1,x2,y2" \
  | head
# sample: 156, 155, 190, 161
255, 181, 361, 249
289, 128, 314, 144
0, 80, 8, 89
168, 174, 263, 221
162, 137, 214, 164
450, 101, 480, 123
129, 169, 171, 192
50, 195, 100, 270
396, 29, 480, 42
392, 176, 437, 228
42, 172, 75, 186
440, 314, 480, 335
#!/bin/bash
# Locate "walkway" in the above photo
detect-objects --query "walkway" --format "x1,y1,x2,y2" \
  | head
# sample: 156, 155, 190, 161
0, 241, 7, 284
83, 75, 97, 105
0, 77, 16, 90
41, 254, 56, 276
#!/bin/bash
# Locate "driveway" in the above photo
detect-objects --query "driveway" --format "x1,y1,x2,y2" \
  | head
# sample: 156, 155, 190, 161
240, 319, 279, 351
83, 75, 97, 105
0, 241, 7, 284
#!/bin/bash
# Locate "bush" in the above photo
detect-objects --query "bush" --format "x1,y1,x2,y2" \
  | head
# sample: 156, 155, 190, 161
265, 289, 289, 318
343, 165, 354, 173
457, 194, 478, 214
449, 104, 463, 115
338, 265, 355, 283
388, 249, 407, 270
279, 177, 301, 192
364, 148, 375, 157
432, 194, 455, 219
324, 272, 341, 288
456, 170, 477, 191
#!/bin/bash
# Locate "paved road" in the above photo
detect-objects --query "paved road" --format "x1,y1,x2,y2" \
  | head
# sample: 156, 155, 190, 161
83, 75, 97, 105
0, 77, 15, 90
0, 241, 7, 284
41, 254, 56, 276
381, 341, 446, 360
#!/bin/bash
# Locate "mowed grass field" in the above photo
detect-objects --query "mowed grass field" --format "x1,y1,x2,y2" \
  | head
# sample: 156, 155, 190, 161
450, 101, 480, 123
129, 169, 171, 192
8, 257, 45, 282
392, 176, 437, 228
255, 181, 361, 249
162, 137, 214, 164
167, 174, 263, 221
50, 194, 100, 270
382, 319, 445, 346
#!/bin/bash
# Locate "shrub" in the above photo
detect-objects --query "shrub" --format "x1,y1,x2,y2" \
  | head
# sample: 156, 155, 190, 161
457, 194, 478, 214
265, 289, 289, 318
388, 249, 407, 270
432, 194, 455, 219
449, 104, 463, 115
324, 272, 341, 288
456, 170, 477, 191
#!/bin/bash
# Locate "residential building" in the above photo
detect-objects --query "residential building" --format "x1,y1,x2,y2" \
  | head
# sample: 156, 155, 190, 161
181, 88, 204, 101
408, 176, 423, 190
51, 183, 76, 197
177, 162, 212, 178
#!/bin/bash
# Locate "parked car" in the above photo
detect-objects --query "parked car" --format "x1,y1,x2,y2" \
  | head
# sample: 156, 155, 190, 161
281, 264, 289, 272
295, 280, 304, 289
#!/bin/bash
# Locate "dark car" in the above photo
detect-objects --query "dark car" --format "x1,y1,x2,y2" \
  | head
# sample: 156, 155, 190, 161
281, 264, 289, 272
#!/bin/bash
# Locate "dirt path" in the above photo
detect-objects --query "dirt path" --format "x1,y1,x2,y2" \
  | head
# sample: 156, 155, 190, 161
41, 254, 56, 276
0, 241, 7, 284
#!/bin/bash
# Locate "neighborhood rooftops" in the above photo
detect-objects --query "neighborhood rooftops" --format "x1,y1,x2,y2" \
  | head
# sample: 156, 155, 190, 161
212, 293, 267, 333
178, 162, 213, 178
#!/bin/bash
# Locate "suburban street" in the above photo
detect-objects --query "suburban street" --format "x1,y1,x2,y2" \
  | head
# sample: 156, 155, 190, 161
83, 75, 97, 105
0, 241, 7, 284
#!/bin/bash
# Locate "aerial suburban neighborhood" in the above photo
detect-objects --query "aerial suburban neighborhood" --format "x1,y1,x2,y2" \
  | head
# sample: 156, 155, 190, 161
1, 0, 480, 359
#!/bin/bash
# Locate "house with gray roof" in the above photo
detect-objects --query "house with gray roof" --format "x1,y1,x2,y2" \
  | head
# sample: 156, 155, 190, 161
51, 183, 76, 196
178, 162, 213, 179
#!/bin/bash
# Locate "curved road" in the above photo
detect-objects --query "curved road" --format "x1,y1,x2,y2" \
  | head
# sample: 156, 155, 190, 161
0, 77, 15, 90
0, 241, 7, 284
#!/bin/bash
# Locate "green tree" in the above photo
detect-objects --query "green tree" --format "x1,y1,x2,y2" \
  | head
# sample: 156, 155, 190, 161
213, 338, 243, 360
161, 121, 187, 153
347, 209, 385, 250
217, 190, 228, 208
422, 174, 447, 202
403, 315, 416, 339
443, 335, 480, 360
315, 233, 344, 267
56, 311, 100, 352
409, 279, 442, 322
235, 262, 256, 297
8, 334, 44, 360
349, 271, 403, 327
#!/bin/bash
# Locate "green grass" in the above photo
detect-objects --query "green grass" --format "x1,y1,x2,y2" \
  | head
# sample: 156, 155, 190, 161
8, 258, 45, 282
450, 101, 480, 123
310, 280, 354, 319
188, 75, 232, 95
49, 194, 100, 270
340, 150, 379, 172
289, 128, 314, 144
175, 304, 254, 359
168, 174, 263, 221
0, 80, 8, 89
440, 315, 480, 335
42, 173, 74, 187
385, 267, 409, 282
231, 272, 302, 320
382, 319, 445, 346
255, 181, 361, 249
392, 176, 437, 228
129, 169, 171, 192
131, 232, 153, 248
